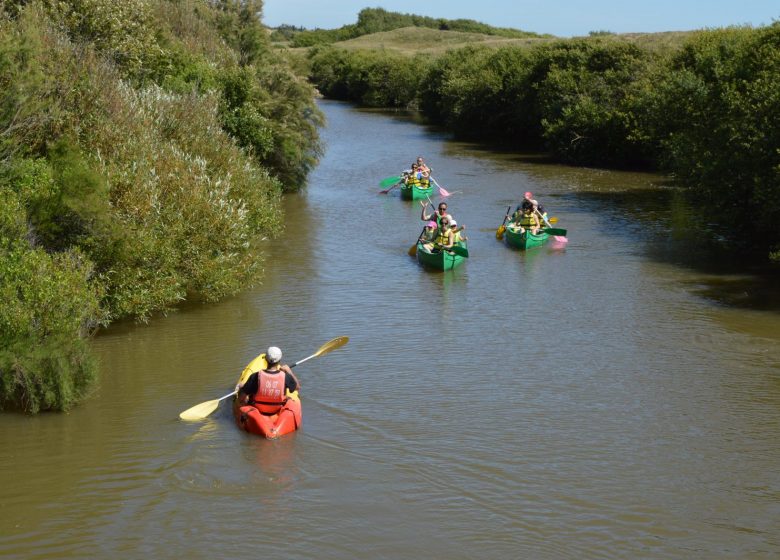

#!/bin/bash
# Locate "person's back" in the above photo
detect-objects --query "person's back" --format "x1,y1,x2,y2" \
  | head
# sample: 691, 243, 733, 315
237, 346, 299, 414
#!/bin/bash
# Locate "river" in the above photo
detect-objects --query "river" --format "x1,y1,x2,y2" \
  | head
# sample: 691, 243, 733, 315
1, 100, 779, 559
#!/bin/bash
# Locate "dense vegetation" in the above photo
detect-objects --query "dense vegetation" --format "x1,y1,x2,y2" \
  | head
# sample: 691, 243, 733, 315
281, 7, 547, 47
307, 24, 780, 258
0, 0, 321, 412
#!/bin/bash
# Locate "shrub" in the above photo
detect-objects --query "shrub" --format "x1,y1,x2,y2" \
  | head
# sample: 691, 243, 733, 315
641, 25, 780, 251
0, 181, 104, 413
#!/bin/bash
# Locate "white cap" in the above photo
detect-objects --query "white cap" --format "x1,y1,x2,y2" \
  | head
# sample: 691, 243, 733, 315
450, 220, 457, 226
266, 346, 282, 364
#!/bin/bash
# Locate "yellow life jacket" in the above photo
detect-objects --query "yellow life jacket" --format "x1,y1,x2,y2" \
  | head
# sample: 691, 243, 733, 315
435, 230, 450, 246
520, 212, 536, 228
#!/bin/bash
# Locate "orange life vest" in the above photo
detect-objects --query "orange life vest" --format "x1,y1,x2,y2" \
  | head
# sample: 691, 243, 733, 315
251, 369, 287, 414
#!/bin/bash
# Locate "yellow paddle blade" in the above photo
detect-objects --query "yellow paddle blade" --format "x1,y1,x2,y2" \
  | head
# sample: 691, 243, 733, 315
495, 225, 506, 239
179, 398, 221, 421
314, 336, 349, 357
408, 243, 418, 256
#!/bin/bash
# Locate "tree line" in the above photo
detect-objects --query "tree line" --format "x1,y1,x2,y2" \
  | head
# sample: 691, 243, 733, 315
0, 0, 321, 412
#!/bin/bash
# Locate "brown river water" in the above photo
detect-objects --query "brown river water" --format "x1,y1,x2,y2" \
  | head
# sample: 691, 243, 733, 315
2, 100, 780, 559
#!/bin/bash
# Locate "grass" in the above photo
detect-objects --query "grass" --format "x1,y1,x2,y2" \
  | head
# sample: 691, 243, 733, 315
283, 26, 694, 57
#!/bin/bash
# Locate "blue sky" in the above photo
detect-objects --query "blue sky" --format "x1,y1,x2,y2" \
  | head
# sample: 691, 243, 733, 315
262, 0, 778, 37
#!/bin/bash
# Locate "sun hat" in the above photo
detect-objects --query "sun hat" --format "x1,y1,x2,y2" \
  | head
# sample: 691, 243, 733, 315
449, 219, 457, 226
524, 191, 533, 199
426, 220, 437, 228
266, 346, 283, 364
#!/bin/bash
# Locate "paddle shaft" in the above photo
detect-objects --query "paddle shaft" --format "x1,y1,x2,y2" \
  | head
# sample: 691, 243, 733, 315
379, 181, 401, 194
290, 353, 317, 368
409, 225, 427, 256
535, 208, 553, 228
215, 390, 237, 403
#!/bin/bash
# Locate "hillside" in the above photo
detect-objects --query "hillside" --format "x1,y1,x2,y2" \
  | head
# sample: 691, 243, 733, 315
332, 26, 552, 55
291, 27, 694, 56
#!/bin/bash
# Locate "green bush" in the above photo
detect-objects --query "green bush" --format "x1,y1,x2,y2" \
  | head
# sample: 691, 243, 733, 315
641, 25, 780, 250
0, 0, 323, 411
535, 40, 655, 166
0, 179, 104, 413
309, 46, 424, 108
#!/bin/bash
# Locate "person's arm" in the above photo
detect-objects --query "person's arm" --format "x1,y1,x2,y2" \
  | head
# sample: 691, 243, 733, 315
420, 200, 432, 221
237, 372, 258, 404
535, 208, 551, 227
282, 365, 300, 393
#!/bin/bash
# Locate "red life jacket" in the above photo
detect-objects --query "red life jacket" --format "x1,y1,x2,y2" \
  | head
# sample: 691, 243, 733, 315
251, 369, 287, 414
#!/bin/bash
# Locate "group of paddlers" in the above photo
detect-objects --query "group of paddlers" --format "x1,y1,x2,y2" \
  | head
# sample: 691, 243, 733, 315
407, 157, 555, 253
418, 199, 467, 253
402, 156, 432, 188
506, 190, 549, 235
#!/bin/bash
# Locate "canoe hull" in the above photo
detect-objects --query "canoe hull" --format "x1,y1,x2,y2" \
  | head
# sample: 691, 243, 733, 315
504, 228, 550, 250
416, 242, 467, 270
232, 353, 302, 439
400, 183, 433, 200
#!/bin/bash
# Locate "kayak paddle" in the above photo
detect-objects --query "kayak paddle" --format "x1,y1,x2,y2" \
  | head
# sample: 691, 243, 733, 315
496, 206, 512, 240
379, 180, 402, 194
379, 175, 402, 188
179, 336, 349, 421
536, 212, 567, 242
448, 245, 469, 258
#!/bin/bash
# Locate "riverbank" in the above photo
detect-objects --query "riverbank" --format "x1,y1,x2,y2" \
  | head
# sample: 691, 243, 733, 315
0, 1, 321, 412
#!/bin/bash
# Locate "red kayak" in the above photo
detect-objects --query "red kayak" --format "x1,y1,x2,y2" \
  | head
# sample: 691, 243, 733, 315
232, 353, 302, 439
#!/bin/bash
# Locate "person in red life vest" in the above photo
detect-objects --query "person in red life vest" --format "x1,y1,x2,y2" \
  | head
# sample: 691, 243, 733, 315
236, 346, 300, 413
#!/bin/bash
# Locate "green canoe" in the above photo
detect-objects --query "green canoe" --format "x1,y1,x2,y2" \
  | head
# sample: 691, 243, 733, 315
504, 226, 550, 250
416, 242, 468, 270
400, 183, 434, 200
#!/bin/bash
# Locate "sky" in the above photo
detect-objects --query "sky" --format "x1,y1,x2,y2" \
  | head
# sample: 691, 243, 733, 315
262, 0, 779, 37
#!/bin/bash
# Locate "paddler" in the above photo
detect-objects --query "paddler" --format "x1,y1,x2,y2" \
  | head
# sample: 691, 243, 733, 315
420, 200, 452, 225
423, 217, 454, 253
236, 346, 300, 414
